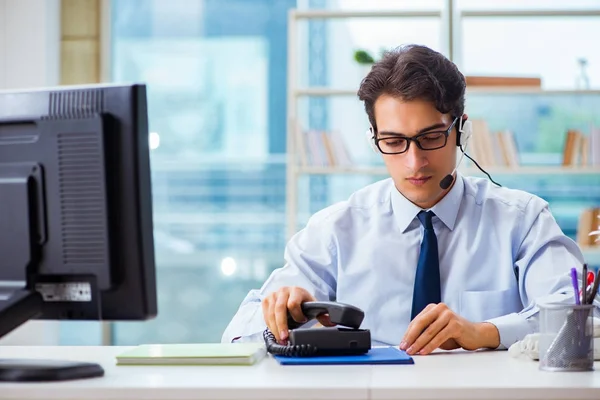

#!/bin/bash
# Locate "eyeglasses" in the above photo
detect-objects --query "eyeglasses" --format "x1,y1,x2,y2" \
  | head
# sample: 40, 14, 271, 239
374, 117, 458, 155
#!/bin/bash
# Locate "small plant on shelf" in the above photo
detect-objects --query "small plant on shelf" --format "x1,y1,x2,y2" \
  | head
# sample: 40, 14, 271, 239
353, 49, 375, 64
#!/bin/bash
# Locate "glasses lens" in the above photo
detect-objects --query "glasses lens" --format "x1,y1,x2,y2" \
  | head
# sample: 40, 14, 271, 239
418, 132, 446, 150
378, 137, 408, 154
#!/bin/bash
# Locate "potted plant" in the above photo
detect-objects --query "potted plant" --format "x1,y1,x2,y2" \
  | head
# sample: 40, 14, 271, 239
353, 49, 375, 64
354, 49, 376, 77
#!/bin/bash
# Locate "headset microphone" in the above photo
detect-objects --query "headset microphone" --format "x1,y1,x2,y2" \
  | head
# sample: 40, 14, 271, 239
439, 147, 467, 189
439, 175, 453, 190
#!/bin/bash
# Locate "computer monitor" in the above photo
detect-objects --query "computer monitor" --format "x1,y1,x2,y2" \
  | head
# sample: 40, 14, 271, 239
0, 83, 157, 381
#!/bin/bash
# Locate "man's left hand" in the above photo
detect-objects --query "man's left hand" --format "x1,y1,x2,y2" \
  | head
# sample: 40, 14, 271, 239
399, 303, 500, 355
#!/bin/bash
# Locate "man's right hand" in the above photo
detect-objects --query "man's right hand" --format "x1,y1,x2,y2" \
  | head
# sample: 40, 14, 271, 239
262, 287, 335, 344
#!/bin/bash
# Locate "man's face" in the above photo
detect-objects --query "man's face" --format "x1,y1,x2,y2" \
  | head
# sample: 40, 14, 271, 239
373, 94, 458, 209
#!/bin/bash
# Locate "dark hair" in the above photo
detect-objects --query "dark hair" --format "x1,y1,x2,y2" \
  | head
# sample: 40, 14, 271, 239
357, 44, 466, 132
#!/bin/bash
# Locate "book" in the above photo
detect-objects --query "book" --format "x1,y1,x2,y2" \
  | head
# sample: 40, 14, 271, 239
116, 343, 267, 366
578, 208, 596, 246
590, 214, 600, 244
274, 346, 414, 365
465, 75, 541, 87
591, 125, 600, 166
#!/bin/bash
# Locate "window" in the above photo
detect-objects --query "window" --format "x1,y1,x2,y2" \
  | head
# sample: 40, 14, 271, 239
110, 0, 295, 345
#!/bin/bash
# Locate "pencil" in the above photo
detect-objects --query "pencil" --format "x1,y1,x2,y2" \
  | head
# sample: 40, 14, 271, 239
571, 267, 580, 305
582, 264, 588, 304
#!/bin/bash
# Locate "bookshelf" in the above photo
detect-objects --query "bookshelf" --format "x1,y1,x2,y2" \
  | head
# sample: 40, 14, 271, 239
285, 10, 600, 242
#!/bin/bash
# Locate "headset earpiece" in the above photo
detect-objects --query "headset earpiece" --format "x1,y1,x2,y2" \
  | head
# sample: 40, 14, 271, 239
457, 117, 472, 149
441, 116, 472, 190
366, 125, 378, 153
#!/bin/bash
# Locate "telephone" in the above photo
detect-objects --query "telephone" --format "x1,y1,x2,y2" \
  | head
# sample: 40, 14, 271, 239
263, 301, 371, 357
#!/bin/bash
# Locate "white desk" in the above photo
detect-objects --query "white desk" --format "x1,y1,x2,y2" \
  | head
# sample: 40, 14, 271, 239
0, 346, 599, 400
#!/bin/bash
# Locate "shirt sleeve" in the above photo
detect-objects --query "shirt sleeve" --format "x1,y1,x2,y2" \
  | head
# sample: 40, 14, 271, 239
485, 197, 591, 349
221, 212, 339, 344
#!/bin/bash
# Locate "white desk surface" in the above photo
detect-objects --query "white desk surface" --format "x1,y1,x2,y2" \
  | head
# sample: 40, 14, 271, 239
0, 346, 599, 400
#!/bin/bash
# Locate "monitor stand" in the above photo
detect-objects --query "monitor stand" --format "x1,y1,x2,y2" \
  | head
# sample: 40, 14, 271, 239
0, 289, 104, 382
0, 359, 104, 382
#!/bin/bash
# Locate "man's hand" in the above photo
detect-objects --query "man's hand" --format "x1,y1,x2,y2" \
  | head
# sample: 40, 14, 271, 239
399, 303, 500, 355
261, 287, 335, 344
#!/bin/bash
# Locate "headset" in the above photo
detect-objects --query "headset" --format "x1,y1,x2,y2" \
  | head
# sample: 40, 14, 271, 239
366, 116, 500, 189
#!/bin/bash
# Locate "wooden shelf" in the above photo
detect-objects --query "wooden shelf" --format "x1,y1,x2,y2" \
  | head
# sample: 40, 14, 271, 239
294, 165, 600, 176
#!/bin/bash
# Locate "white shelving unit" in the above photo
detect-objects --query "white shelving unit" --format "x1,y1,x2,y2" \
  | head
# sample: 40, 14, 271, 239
286, 8, 446, 240
285, 7, 600, 241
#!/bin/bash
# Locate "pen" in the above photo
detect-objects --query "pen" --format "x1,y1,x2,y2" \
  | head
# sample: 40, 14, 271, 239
579, 271, 595, 302
588, 269, 600, 305
582, 264, 588, 304
571, 267, 580, 305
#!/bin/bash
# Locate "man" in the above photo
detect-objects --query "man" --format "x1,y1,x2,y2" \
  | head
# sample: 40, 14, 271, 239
222, 44, 587, 355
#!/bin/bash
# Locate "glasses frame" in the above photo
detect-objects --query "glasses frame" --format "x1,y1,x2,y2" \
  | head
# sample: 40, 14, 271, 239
374, 117, 458, 155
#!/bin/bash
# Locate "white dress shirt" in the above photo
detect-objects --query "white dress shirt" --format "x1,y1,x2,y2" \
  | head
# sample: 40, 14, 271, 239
222, 173, 593, 349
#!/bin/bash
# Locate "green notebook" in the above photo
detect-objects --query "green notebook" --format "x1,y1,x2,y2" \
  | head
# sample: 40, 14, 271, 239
116, 343, 266, 366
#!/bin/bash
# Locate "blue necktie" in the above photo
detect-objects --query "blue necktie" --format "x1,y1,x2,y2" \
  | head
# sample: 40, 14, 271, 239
410, 211, 441, 320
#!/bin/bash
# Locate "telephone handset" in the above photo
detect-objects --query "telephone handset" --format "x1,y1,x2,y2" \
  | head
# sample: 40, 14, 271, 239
263, 301, 371, 357
286, 301, 364, 330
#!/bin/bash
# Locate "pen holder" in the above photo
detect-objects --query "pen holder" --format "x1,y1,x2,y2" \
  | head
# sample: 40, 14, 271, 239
538, 303, 594, 372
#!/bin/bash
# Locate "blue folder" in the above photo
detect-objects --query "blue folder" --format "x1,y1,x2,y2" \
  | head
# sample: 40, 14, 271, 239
274, 346, 414, 365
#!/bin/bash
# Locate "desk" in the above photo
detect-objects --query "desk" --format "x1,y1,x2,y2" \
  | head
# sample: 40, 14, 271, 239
0, 346, 599, 400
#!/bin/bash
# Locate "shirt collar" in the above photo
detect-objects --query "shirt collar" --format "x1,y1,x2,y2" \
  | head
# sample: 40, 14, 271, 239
390, 172, 464, 233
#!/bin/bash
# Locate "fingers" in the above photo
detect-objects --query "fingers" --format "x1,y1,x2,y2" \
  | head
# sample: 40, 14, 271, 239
419, 303, 438, 316
418, 321, 458, 355
262, 289, 290, 343
262, 287, 316, 344
287, 289, 308, 326
405, 308, 452, 355
400, 303, 439, 350
274, 291, 291, 342
262, 292, 280, 342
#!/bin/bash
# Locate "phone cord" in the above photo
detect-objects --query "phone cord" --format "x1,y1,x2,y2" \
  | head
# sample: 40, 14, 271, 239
262, 328, 318, 357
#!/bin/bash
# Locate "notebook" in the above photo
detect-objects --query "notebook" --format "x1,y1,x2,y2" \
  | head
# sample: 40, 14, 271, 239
116, 343, 266, 366
274, 346, 414, 365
